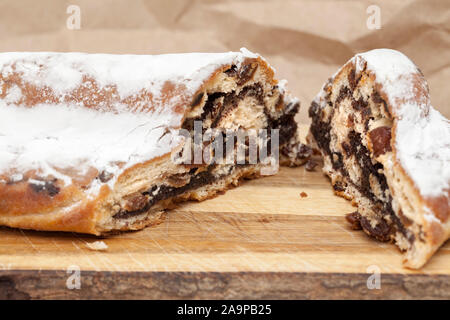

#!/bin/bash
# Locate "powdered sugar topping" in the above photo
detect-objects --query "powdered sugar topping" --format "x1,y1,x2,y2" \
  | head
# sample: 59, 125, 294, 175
0, 49, 255, 100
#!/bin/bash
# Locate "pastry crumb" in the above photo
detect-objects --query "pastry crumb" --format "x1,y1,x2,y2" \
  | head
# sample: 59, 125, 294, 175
85, 240, 108, 251
346, 211, 362, 230
305, 159, 318, 171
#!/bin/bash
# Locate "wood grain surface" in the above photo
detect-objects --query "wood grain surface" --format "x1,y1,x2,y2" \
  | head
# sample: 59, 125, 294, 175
0, 127, 449, 299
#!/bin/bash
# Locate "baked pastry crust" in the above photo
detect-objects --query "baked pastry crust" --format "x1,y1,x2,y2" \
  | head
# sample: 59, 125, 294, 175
0, 49, 307, 235
308, 49, 449, 268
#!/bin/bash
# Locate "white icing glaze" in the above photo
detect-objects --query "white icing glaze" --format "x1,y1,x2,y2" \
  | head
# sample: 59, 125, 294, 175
0, 48, 262, 196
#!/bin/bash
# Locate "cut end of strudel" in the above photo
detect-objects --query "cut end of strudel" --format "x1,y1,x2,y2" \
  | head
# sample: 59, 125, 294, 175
308, 49, 450, 268
0, 49, 309, 235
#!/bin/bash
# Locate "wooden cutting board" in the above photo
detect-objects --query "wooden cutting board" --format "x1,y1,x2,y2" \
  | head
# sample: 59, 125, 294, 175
0, 127, 449, 299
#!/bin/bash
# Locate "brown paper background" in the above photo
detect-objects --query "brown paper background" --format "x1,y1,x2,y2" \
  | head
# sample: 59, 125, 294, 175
0, 0, 448, 123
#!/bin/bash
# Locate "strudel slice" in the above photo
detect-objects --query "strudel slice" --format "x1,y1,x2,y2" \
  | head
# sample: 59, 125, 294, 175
308, 49, 449, 268
0, 49, 307, 235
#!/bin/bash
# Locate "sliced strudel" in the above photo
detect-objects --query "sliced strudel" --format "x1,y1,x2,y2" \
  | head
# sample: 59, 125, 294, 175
308, 49, 449, 268
0, 49, 308, 235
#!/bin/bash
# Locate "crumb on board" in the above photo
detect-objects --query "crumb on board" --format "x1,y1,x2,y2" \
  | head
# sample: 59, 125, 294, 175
85, 240, 108, 251
258, 217, 271, 223
300, 192, 308, 198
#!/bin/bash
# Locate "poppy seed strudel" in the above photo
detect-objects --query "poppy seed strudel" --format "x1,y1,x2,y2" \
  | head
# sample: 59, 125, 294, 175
0, 49, 308, 235
308, 49, 449, 268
